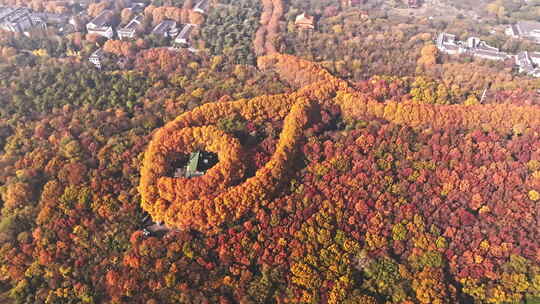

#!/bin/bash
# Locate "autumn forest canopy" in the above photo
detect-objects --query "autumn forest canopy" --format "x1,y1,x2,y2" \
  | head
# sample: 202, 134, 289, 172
0, 0, 540, 303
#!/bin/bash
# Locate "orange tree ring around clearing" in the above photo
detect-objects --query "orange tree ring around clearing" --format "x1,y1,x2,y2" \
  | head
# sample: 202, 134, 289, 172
139, 53, 353, 233
139, 93, 319, 232
155, 126, 246, 204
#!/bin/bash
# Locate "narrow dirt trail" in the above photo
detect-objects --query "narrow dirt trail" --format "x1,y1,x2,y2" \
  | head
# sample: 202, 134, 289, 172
253, 0, 284, 56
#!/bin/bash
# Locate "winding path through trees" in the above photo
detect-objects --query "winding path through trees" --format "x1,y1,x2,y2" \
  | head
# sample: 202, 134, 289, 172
253, 0, 284, 56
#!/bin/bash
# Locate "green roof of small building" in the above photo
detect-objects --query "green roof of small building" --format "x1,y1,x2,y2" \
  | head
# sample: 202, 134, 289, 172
185, 151, 201, 177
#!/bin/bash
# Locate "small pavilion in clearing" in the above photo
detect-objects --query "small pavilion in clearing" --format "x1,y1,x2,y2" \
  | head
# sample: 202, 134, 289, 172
173, 151, 217, 178
295, 13, 315, 30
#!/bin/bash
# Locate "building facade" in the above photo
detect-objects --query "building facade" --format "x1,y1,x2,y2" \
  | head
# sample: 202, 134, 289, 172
437, 32, 540, 77
193, 0, 210, 14
506, 21, 540, 43
118, 14, 142, 40
436, 32, 462, 55
295, 13, 315, 30
0, 7, 46, 34
174, 24, 194, 45
89, 48, 104, 68
86, 10, 114, 39
151, 20, 179, 38
436, 32, 510, 60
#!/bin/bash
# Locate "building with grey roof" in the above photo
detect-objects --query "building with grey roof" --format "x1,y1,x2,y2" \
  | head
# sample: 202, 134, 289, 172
529, 52, 540, 65
0, 7, 45, 34
89, 48, 104, 69
516, 51, 533, 73
33, 12, 69, 24
515, 51, 540, 77
127, 2, 147, 14
194, 0, 210, 14
506, 21, 540, 43
436, 32, 462, 55
86, 10, 114, 39
151, 20, 178, 38
436, 32, 510, 61
118, 14, 142, 39
472, 49, 509, 61
174, 24, 194, 44
87, 10, 112, 28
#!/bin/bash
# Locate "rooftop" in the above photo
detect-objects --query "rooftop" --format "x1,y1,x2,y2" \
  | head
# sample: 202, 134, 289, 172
90, 48, 104, 59
295, 13, 314, 24
186, 151, 201, 177
33, 12, 69, 24
194, 0, 210, 12
529, 52, 540, 59
442, 36, 455, 44
176, 24, 194, 40
517, 20, 540, 36
89, 10, 112, 27
0, 7, 15, 20
517, 51, 534, 71
128, 2, 147, 12
443, 44, 459, 52
0, 7, 31, 23
121, 14, 143, 31
511, 24, 518, 35
475, 44, 498, 52
295, 13, 315, 29
152, 20, 176, 35
473, 49, 508, 60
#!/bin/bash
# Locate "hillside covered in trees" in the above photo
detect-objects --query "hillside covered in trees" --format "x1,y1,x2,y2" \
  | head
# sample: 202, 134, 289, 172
0, 0, 539, 303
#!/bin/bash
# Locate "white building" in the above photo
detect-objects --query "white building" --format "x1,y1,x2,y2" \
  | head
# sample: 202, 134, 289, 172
295, 13, 315, 30
127, 2, 147, 14
174, 24, 194, 44
436, 32, 510, 61
118, 14, 142, 40
193, 0, 210, 14
89, 48, 104, 69
469, 38, 509, 61
33, 12, 69, 24
514, 51, 540, 77
436, 32, 464, 55
529, 52, 540, 65
506, 21, 540, 43
0, 7, 46, 34
151, 20, 178, 38
505, 24, 519, 38
467, 37, 498, 53
86, 10, 114, 39
513, 51, 540, 77
472, 49, 509, 61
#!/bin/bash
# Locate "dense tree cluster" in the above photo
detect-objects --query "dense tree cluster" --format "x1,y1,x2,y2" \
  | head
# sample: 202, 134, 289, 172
144, 5, 204, 26
140, 54, 344, 231
0, 49, 289, 302
279, 7, 425, 80
0, 0, 70, 13
0, 62, 153, 115
136, 53, 539, 302
198, 0, 261, 65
